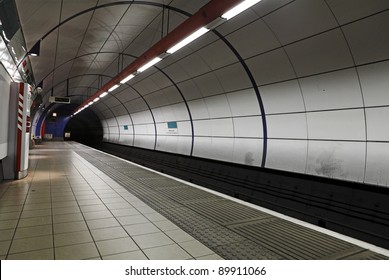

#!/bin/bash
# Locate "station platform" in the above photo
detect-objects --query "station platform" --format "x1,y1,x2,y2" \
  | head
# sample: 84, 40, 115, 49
0, 142, 388, 260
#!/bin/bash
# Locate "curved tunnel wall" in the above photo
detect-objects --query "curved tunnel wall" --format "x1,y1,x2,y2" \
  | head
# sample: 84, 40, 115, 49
92, 1, 389, 187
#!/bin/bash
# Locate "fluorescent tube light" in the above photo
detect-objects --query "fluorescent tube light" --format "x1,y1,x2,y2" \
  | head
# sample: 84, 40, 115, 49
120, 74, 135, 84
88, 102, 93, 106
93, 97, 100, 102
167, 27, 209, 54
99, 92, 108, 98
138, 57, 162, 72
108, 84, 120, 92
221, 0, 262, 20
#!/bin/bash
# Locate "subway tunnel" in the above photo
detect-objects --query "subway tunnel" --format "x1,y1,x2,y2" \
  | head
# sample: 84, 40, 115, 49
0, 0, 389, 260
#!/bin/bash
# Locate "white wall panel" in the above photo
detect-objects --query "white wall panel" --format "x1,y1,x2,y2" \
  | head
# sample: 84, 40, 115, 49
209, 138, 234, 162
193, 72, 224, 97
211, 119, 234, 137
343, 11, 389, 65
227, 89, 261, 117
193, 137, 212, 158
267, 114, 307, 139
152, 103, 189, 122
285, 29, 354, 77
266, 139, 307, 173
0, 69, 10, 159
188, 99, 210, 119
307, 141, 365, 183
179, 79, 203, 101
233, 117, 263, 138
134, 124, 154, 135
131, 110, 153, 124
260, 80, 305, 114
119, 134, 133, 146
246, 48, 296, 85
232, 138, 262, 167
358, 61, 389, 107
204, 95, 232, 118
366, 107, 389, 141
177, 121, 192, 136
193, 120, 211, 136
106, 118, 117, 127
264, 0, 337, 45
119, 124, 133, 135
365, 142, 389, 186
226, 19, 280, 59
177, 136, 192, 156
134, 135, 155, 149
300, 68, 363, 111
307, 109, 366, 140
214, 63, 251, 92
196, 40, 237, 69
116, 115, 132, 126
108, 126, 119, 134
109, 134, 120, 143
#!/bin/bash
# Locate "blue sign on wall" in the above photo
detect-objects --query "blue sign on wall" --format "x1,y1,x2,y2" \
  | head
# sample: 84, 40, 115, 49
167, 121, 178, 129
124, 125, 129, 130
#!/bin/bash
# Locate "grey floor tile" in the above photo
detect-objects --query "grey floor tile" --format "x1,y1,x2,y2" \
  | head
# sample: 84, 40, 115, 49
9, 235, 53, 254
0, 219, 18, 230
135, 206, 156, 215
86, 217, 120, 229
7, 248, 54, 260
123, 223, 161, 236
0, 240, 11, 255
83, 210, 113, 221
23, 203, 51, 211
143, 212, 167, 222
25, 197, 51, 204
144, 244, 192, 260
164, 229, 195, 243
76, 194, 99, 200
96, 237, 139, 256
100, 197, 127, 204
0, 200, 25, 207
0, 212, 20, 221
0, 205, 23, 213
153, 220, 180, 231
0, 229, 15, 241
19, 216, 52, 228
51, 196, 76, 202
132, 232, 174, 249
105, 202, 133, 210
179, 240, 214, 258
77, 199, 103, 206
53, 213, 84, 224
117, 214, 149, 226
21, 209, 52, 218
80, 204, 108, 213
90, 226, 129, 241
52, 201, 79, 209
52, 206, 81, 215
14, 225, 52, 239
54, 221, 88, 234
110, 208, 140, 217
54, 230, 93, 247
102, 250, 148, 260
55, 242, 99, 260
196, 254, 224, 260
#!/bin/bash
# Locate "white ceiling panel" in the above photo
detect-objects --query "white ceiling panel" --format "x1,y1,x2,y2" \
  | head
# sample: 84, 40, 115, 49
264, 0, 337, 45
343, 11, 389, 65
326, 0, 389, 25
226, 19, 280, 59
285, 29, 354, 77
245, 48, 296, 86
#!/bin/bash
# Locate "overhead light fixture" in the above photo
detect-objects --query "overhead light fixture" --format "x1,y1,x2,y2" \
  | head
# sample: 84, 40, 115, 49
88, 101, 93, 106
28, 40, 41, 56
52, 112, 57, 117
120, 74, 135, 84
99, 91, 108, 98
93, 97, 100, 103
108, 84, 120, 92
138, 57, 162, 72
221, 0, 262, 20
167, 27, 209, 54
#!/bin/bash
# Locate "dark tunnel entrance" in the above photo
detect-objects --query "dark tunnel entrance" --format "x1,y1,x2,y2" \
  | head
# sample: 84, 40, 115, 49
64, 109, 103, 147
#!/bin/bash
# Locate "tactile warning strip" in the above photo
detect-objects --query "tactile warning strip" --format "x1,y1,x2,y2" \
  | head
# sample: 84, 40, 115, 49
74, 146, 388, 260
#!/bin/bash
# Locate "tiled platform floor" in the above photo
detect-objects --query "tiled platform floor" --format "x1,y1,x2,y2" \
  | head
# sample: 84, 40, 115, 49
0, 142, 221, 260
1, 142, 388, 260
